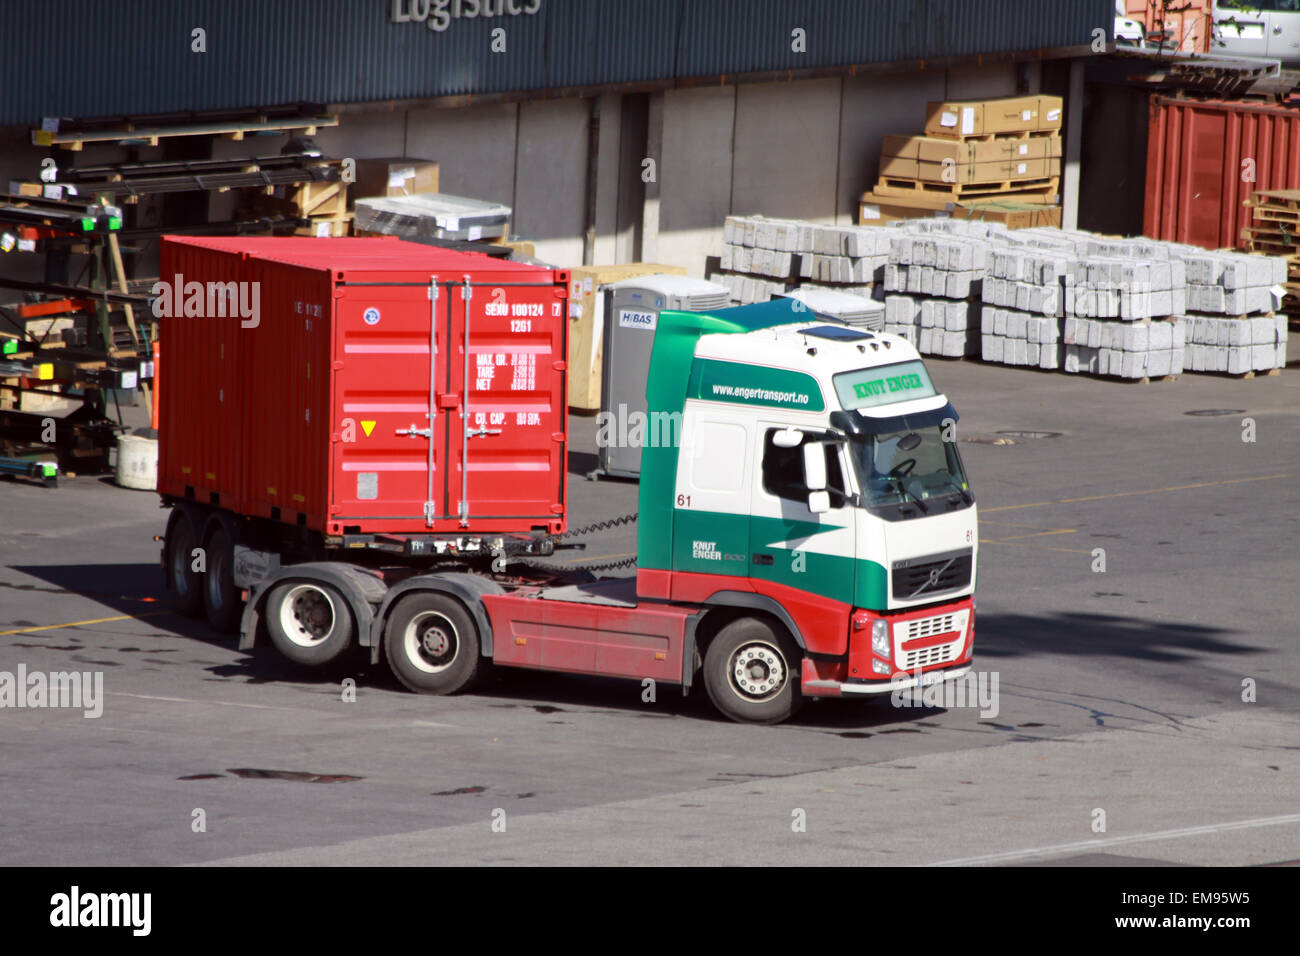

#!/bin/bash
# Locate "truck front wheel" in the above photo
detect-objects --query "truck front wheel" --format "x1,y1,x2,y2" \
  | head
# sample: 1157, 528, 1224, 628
703, 617, 803, 724
384, 592, 482, 695
264, 580, 354, 666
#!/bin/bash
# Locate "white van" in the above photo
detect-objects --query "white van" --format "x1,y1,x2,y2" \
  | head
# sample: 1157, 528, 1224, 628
1214, 1, 1300, 63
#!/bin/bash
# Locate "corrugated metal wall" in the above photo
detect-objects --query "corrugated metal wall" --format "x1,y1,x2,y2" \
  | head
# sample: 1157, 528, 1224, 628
0, 0, 1108, 125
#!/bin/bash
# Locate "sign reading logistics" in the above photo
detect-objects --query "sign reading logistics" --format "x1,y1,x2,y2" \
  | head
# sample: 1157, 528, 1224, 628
389, 0, 542, 33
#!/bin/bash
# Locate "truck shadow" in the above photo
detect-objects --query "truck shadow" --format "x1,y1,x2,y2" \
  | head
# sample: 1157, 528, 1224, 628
3, 565, 1262, 727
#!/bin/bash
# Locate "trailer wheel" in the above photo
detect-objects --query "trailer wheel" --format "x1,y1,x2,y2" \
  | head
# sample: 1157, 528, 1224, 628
384, 592, 482, 695
165, 511, 203, 618
703, 617, 803, 725
264, 580, 354, 666
202, 525, 240, 633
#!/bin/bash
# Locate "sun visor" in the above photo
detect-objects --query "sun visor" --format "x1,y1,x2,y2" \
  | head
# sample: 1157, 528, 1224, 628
853, 395, 957, 434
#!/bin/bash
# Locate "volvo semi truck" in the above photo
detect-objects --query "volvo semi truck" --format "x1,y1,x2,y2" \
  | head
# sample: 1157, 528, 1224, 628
158, 237, 976, 724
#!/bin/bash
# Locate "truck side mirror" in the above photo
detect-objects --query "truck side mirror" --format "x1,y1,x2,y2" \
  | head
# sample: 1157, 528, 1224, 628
803, 441, 826, 491
807, 490, 831, 514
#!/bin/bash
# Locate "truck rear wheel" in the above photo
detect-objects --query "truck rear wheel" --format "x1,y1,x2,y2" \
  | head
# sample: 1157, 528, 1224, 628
703, 617, 803, 725
202, 525, 240, 633
384, 592, 482, 695
165, 511, 203, 618
265, 580, 354, 666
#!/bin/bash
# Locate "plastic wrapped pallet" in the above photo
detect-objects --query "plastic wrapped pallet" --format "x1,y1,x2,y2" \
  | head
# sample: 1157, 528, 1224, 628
1062, 317, 1185, 380
353, 192, 510, 241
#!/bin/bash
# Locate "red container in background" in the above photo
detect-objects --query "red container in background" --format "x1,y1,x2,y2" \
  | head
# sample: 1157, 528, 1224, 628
158, 236, 569, 538
1144, 95, 1300, 251
1120, 0, 1213, 53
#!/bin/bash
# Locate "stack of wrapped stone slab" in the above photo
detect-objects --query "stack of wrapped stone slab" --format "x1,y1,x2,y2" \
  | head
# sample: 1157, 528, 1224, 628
1182, 314, 1288, 375
979, 240, 1077, 369
1181, 250, 1285, 318
712, 216, 890, 305
882, 228, 989, 357
1063, 316, 1185, 380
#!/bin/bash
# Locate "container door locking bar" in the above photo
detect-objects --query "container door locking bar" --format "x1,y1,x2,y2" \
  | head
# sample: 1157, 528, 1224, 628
459, 276, 472, 527
393, 278, 440, 527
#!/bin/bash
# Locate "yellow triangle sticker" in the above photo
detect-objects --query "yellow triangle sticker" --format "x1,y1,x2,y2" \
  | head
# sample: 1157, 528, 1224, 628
361, 420, 376, 437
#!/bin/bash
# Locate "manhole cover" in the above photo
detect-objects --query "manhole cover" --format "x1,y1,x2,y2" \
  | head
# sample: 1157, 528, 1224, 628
996, 430, 1062, 439
1184, 409, 1245, 417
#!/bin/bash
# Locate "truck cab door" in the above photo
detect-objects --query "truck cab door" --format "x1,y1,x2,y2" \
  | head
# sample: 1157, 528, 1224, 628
747, 427, 857, 621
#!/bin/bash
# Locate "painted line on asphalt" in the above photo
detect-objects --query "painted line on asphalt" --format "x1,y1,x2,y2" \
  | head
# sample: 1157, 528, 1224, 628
983, 472, 1299, 514
0, 611, 168, 636
929, 813, 1300, 866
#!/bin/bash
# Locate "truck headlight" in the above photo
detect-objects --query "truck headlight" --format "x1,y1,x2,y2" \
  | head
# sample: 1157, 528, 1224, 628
872, 660, 890, 675
872, 619, 890, 659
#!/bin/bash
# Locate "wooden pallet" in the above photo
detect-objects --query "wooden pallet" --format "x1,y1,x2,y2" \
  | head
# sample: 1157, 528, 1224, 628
1249, 207, 1300, 225
874, 175, 1060, 201
929, 128, 1061, 144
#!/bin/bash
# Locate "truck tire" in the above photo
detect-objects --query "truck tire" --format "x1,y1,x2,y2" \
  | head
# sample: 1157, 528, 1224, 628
384, 592, 482, 695
264, 580, 354, 666
703, 616, 803, 725
165, 511, 203, 618
202, 525, 240, 633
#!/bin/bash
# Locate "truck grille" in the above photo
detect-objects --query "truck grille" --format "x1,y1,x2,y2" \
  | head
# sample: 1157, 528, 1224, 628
901, 641, 960, 671
892, 550, 972, 600
896, 611, 967, 671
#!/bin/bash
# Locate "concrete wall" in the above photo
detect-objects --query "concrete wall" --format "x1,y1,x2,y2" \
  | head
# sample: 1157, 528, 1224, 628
0, 61, 1022, 297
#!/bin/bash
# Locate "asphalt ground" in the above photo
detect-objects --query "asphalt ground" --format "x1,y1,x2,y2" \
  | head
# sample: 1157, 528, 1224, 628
1, 360, 1298, 867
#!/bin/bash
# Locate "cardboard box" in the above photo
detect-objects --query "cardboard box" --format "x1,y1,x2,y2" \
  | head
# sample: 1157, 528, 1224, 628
858, 190, 1061, 229
915, 133, 1061, 164
912, 158, 1059, 183
348, 157, 439, 206
924, 95, 1066, 138
881, 134, 921, 159
878, 154, 919, 179
565, 263, 687, 410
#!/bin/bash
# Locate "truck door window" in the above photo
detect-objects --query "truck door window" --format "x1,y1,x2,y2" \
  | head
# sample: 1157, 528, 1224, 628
761, 430, 846, 508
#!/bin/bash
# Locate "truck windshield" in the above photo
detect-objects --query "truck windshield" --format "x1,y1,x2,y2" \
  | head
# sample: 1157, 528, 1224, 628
845, 425, 972, 517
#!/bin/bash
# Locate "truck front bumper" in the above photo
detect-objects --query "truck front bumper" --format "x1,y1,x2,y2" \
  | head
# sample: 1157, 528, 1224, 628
803, 662, 973, 698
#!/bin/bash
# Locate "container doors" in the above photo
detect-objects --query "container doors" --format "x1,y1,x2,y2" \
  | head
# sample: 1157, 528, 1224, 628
442, 276, 566, 530
330, 279, 445, 534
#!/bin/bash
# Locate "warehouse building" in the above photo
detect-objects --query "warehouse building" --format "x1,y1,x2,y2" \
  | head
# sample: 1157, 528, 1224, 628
0, 0, 1110, 276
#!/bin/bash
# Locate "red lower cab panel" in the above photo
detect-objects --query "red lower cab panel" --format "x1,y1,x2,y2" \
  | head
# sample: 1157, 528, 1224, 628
482, 590, 692, 683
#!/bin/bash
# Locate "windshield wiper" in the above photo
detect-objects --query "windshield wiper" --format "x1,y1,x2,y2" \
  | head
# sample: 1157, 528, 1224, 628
891, 477, 928, 514
936, 477, 972, 505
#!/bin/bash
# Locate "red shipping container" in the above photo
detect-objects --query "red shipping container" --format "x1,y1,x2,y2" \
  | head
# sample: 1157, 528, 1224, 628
158, 236, 569, 539
1144, 95, 1300, 251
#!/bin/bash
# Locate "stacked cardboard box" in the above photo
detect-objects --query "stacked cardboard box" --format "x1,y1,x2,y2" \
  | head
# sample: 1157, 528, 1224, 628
346, 157, 439, 206
859, 191, 1062, 229
870, 94, 1064, 210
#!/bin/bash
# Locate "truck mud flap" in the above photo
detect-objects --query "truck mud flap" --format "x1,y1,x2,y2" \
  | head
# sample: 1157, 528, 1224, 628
239, 562, 388, 653
369, 572, 505, 663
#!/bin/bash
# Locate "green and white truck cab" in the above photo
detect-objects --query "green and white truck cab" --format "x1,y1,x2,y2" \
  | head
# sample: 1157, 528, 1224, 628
636, 299, 977, 719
